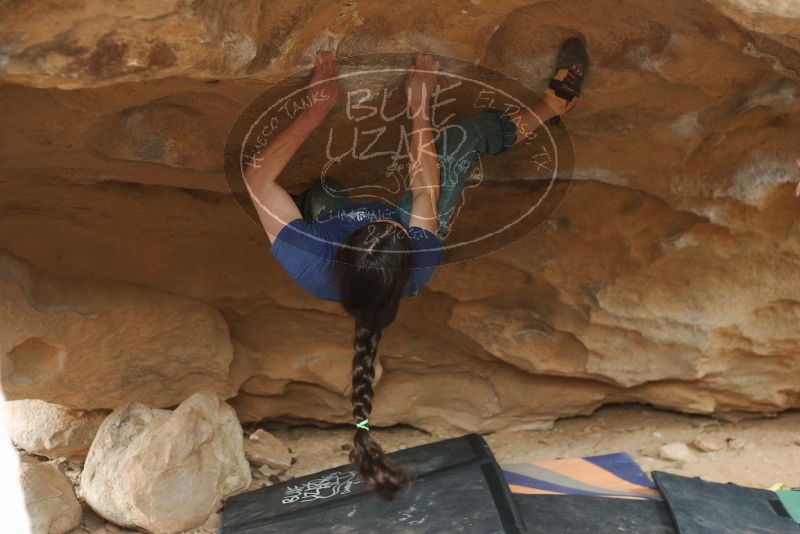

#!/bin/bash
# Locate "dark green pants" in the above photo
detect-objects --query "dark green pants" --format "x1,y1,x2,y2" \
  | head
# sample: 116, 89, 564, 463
293, 108, 517, 238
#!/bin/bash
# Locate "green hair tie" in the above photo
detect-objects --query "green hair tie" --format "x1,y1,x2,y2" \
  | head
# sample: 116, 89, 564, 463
355, 419, 370, 431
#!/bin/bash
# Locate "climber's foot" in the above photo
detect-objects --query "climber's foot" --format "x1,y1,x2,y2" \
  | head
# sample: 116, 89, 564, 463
510, 37, 589, 144
544, 37, 589, 121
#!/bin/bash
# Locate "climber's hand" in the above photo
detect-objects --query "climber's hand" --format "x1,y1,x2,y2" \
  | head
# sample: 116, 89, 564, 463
306, 51, 340, 123
796, 159, 800, 197
406, 53, 440, 117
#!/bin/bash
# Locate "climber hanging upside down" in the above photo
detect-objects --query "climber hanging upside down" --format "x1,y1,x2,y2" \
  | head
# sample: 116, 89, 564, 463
242, 39, 589, 499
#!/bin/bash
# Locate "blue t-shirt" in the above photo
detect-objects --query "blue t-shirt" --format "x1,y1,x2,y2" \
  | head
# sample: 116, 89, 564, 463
271, 202, 443, 302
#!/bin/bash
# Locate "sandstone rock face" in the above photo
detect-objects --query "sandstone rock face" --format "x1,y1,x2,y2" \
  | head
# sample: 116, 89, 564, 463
81, 392, 251, 534
1, 0, 799, 433
0, 252, 235, 409
20, 461, 82, 534
5, 399, 107, 460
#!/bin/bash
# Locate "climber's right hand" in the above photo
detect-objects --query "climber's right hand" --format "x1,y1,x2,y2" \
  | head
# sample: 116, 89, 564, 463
406, 53, 440, 117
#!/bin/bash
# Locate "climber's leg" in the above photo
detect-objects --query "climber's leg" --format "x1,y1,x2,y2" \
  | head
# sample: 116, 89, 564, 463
396, 37, 589, 237
507, 100, 560, 146
396, 108, 517, 238
290, 178, 351, 224
433, 109, 518, 238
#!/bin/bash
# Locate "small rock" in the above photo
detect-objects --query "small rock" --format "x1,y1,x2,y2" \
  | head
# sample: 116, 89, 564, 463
690, 418, 720, 429
652, 431, 663, 439
727, 438, 748, 451
258, 464, 275, 477
244, 430, 292, 473
659, 442, 697, 462
693, 435, 726, 452
19, 461, 82, 534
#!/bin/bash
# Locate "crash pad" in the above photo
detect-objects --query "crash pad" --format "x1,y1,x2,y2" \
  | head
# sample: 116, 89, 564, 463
513, 494, 677, 534
218, 434, 525, 534
654, 471, 800, 534
503, 452, 661, 500
777, 490, 800, 524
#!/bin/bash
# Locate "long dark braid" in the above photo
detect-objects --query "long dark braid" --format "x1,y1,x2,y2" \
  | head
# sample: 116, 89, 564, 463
336, 221, 412, 499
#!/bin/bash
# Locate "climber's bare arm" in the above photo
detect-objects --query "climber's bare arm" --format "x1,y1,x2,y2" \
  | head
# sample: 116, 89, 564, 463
796, 159, 800, 197
243, 52, 340, 242
243, 113, 313, 242
406, 53, 441, 234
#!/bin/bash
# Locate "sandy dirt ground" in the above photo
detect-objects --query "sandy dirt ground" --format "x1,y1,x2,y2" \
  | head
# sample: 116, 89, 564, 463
73, 405, 800, 533
267, 405, 800, 490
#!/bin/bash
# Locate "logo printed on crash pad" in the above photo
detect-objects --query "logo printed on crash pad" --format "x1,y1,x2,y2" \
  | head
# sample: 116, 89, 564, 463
281, 470, 361, 504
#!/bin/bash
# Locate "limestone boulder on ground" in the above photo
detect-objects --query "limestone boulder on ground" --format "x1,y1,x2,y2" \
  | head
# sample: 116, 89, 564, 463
80, 392, 250, 534
20, 461, 82, 534
5, 399, 107, 460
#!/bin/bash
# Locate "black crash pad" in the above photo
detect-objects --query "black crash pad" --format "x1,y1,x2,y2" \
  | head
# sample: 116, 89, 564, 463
513, 494, 677, 534
218, 434, 525, 534
654, 471, 800, 534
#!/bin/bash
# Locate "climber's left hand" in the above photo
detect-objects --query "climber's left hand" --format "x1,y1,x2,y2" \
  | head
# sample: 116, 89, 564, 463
306, 51, 340, 123
796, 159, 800, 197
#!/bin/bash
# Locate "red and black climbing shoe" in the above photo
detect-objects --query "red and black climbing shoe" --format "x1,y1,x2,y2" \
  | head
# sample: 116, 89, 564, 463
547, 37, 589, 126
